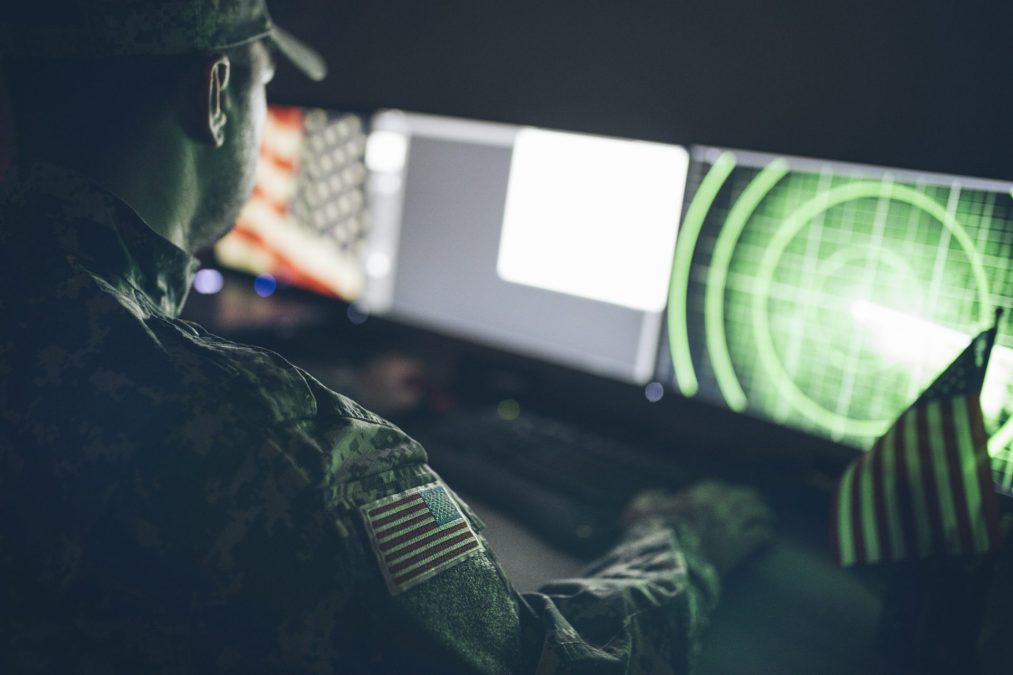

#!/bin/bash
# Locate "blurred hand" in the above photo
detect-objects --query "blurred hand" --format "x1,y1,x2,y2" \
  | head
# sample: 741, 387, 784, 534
624, 481, 774, 574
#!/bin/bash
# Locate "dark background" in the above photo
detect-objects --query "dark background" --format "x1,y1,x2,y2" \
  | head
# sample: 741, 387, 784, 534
270, 0, 1013, 181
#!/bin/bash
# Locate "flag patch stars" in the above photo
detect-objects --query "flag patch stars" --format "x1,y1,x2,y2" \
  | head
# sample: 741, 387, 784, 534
361, 483, 483, 595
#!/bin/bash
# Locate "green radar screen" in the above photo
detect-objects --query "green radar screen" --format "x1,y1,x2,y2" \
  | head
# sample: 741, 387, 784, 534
657, 147, 1013, 494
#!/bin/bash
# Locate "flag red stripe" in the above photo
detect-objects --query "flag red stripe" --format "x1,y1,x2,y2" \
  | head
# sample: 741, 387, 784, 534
382, 521, 469, 561
892, 416, 919, 557
269, 105, 305, 127
965, 395, 1001, 547
393, 540, 480, 586
377, 520, 439, 551
227, 225, 342, 298
370, 501, 427, 528
374, 512, 432, 538
368, 493, 422, 517
916, 406, 946, 551
849, 455, 867, 563
940, 402, 974, 553
262, 149, 297, 174
870, 437, 891, 560
387, 531, 476, 575
251, 185, 288, 217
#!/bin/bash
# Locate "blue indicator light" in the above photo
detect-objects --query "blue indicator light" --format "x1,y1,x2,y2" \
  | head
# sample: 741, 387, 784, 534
254, 273, 277, 298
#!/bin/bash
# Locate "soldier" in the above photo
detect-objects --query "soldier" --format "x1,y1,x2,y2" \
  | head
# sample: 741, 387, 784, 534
0, 2, 773, 672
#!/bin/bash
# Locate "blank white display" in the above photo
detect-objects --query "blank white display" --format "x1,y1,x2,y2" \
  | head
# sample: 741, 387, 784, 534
497, 128, 689, 312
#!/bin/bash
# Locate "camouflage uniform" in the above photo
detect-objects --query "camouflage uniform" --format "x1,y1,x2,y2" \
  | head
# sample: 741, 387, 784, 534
0, 162, 720, 673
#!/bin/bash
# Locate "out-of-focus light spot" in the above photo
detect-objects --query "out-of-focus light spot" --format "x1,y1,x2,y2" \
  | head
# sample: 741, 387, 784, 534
193, 268, 224, 294
365, 130, 408, 173
850, 299, 967, 366
347, 305, 369, 325
366, 252, 392, 278
644, 382, 664, 402
850, 299, 1013, 441
254, 273, 277, 297
497, 398, 521, 421
575, 524, 593, 539
305, 109, 327, 129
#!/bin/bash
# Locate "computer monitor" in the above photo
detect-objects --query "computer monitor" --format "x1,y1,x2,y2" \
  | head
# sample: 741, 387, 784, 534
360, 111, 690, 383
213, 104, 369, 301
654, 146, 1013, 490
216, 107, 1012, 493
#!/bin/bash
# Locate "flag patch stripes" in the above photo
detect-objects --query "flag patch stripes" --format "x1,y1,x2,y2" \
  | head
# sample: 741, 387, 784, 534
361, 483, 483, 594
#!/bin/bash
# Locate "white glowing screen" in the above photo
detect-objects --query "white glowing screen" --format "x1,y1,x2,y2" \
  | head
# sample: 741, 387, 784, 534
497, 128, 688, 312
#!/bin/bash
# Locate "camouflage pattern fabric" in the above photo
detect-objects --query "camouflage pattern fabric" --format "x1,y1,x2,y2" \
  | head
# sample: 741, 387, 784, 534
0, 162, 720, 673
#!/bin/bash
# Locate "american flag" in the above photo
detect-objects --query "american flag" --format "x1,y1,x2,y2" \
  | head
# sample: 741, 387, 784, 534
215, 105, 368, 299
833, 318, 1003, 566
362, 483, 483, 594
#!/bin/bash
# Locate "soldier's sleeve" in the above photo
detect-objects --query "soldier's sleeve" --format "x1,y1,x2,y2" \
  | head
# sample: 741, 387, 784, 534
326, 417, 721, 674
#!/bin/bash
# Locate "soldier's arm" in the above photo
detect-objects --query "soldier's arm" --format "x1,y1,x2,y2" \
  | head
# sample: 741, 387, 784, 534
324, 418, 743, 674
518, 520, 722, 674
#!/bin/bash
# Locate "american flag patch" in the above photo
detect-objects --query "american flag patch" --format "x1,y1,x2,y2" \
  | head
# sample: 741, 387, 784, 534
361, 483, 483, 595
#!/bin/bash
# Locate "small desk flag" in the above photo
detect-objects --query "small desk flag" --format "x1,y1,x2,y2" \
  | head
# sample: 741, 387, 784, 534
833, 314, 1003, 566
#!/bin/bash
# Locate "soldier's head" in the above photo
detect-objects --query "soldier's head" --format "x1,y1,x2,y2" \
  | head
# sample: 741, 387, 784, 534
1, 1, 324, 251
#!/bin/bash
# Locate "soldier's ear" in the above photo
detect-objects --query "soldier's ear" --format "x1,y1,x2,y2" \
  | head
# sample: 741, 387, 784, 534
203, 55, 230, 148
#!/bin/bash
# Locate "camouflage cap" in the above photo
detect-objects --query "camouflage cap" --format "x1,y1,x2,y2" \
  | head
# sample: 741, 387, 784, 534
0, 1, 326, 81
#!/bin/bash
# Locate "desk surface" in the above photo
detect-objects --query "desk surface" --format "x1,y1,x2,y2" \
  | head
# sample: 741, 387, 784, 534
463, 492, 889, 675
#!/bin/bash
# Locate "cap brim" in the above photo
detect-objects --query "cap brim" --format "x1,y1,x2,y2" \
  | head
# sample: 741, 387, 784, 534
269, 25, 327, 82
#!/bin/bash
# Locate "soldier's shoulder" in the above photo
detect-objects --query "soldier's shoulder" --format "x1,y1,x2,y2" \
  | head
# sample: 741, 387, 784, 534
299, 378, 430, 494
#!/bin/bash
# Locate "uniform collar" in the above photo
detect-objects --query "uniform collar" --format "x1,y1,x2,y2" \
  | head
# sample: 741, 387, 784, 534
2, 162, 199, 317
